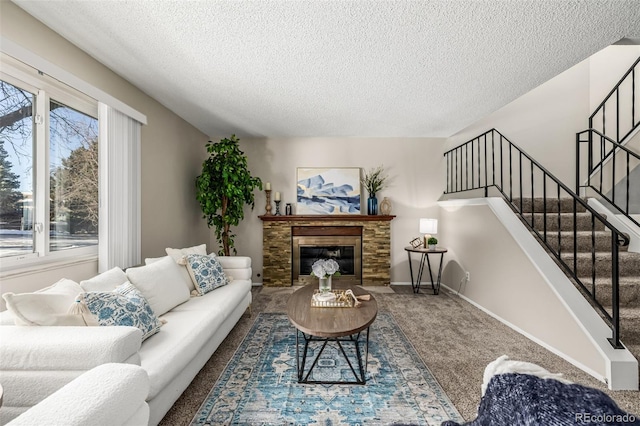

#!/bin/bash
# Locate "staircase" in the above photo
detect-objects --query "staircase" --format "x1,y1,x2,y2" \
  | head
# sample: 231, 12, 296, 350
517, 197, 640, 366
443, 53, 640, 388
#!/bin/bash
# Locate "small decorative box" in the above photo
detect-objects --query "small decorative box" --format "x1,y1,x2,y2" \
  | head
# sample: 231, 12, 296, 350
311, 290, 354, 308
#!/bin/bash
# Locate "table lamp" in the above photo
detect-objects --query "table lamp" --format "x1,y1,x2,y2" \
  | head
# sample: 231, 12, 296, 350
419, 218, 438, 248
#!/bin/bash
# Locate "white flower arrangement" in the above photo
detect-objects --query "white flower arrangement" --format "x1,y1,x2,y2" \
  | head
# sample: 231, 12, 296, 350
310, 259, 341, 279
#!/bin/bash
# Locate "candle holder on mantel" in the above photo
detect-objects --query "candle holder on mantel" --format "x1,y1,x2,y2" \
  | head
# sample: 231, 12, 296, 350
264, 190, 273, 216
274, 200, 281, 215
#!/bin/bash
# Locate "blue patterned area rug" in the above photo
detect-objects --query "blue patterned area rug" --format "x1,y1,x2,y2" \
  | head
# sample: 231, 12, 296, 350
191, 312, 462, 425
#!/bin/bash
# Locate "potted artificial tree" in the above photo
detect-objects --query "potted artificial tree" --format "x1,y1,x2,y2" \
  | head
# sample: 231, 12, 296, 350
195, 135, 262, 256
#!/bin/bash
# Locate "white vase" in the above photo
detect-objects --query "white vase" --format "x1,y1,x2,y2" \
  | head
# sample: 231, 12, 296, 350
319, 275, 332, 293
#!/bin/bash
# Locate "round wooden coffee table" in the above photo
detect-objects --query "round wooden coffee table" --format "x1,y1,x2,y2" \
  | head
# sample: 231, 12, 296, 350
287, 282, 377, 384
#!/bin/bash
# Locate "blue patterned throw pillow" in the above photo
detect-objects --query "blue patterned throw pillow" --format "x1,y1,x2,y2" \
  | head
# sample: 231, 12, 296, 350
185, 254, 229, 295
82, 282, 162, 341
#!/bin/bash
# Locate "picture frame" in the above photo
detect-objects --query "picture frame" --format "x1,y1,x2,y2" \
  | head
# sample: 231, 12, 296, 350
296, 167, 361, 214
410, 237, 423, 249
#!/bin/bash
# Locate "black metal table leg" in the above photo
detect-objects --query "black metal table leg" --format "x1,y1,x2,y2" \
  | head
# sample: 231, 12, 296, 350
407, 250, 416, 292
434, 252, 445, 295
405, 246, 448, 296
295, 327, 371, 385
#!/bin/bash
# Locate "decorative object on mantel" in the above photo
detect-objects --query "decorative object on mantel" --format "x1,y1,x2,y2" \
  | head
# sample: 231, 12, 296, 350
274, 191, 281, 216
379, 196, 392, 215
195, 135, 262, 255
264, 188, 272, 216
420, 218, 438, 250
297, 167, 360, 214
361, 165, 389, 215
310, 258, 341, 293
285, 203, 292, 215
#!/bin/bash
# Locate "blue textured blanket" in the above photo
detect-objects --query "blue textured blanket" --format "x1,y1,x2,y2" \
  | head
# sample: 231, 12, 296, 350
442, 373, 640, 426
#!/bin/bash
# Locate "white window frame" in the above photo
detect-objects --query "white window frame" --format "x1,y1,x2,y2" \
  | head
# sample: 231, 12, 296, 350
0, 60, 100, 271
0, 42, 146, 275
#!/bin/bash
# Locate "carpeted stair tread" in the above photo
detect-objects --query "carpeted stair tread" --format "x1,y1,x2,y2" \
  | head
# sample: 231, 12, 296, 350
588, 276, 640, 307
540, 231, 628, 252
560, 251, 640, 277
521, 212, 606, 232
619, 307, 640, 343
512, 197, 587, 213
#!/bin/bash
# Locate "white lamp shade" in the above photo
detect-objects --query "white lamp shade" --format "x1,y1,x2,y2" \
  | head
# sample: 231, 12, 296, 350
419, 218, 438, 234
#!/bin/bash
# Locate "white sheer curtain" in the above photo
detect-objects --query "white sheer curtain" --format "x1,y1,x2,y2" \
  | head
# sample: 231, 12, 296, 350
98, 103, 142, 271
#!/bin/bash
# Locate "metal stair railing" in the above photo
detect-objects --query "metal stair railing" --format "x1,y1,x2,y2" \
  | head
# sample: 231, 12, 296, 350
579, 56, 640, 226
589, 55, 640, 146
577, 128, 640, 228
444, 128, 630, 348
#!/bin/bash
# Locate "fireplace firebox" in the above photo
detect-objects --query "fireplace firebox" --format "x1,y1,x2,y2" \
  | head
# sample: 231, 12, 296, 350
292, 226, 362, 286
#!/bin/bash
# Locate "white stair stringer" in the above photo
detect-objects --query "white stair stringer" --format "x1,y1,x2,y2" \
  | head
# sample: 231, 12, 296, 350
438, 197, 638, 390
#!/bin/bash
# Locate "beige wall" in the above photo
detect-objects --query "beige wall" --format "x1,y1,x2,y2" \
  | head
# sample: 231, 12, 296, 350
223, 137, 445, 284
446, 56, 591, 190
589, 45, 640, 115
0, 2, 210, 298
440, 200, 607, 381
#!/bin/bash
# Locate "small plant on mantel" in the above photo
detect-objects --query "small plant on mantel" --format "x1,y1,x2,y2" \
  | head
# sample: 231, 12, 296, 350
360, 165, 389, 198
195, 135, 262, 256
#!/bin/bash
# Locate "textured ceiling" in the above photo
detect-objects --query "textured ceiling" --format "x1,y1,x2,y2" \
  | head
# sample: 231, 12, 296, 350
11, 0, 640, 138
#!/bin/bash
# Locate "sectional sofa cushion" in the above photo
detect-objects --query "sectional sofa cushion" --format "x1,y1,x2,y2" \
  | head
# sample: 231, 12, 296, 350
126, 256, 190, 316
165, 244, 207, 292
82, 282, 162, 341
79, 267, 128, 292
184, 254, 229, 295
2, 279, 85, 326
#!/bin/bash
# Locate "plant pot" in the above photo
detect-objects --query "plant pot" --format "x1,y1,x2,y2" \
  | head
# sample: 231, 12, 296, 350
429, 244, 436, 251
319, 275, 332, 293
367, 196, 378, 215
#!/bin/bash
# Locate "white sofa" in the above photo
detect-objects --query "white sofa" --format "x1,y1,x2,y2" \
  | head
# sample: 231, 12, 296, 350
0, 251, 252, 426
7, 363, 150, 426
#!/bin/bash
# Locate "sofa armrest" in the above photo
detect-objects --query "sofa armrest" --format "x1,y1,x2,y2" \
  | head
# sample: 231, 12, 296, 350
217, 255, 251, 269
218, 256, 252, 281
0, 326, 142, 370
7, 363, 149, 426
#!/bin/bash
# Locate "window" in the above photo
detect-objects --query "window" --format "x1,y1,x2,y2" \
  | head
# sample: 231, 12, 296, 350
1, 58, 99, 266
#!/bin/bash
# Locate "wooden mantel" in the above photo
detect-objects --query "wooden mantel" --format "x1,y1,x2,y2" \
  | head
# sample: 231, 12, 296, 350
259, 215, 396, 222
260, 215, 396, 287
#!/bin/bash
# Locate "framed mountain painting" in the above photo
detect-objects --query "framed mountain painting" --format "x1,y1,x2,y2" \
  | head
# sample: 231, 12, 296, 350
296, 168, 361, 214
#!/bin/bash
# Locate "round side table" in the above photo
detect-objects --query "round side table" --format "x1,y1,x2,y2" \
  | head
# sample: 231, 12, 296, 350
404, 246, 448, 294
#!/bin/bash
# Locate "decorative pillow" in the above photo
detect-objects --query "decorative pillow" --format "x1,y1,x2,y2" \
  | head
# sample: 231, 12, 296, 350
80, 267, 128, 292
126, 255, 190, 316
2, 279, 87, 326
165, 244, 207, 292
80, 282, 162, 341
184, 254, 229, 295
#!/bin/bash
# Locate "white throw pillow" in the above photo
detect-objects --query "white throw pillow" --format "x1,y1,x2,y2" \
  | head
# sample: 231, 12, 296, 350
184, 254, 230, 295
165, 244, 207, 291
80, 267, 128, 292
81, 281, 162, 341
2, 278, 86, 326
126, 256, 190, 316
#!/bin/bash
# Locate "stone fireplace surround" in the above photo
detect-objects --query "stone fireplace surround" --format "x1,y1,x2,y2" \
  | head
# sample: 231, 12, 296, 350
259, 215, 395, 286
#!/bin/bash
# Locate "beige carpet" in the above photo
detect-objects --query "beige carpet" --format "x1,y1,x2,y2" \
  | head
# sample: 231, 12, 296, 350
160, 285, 640, 425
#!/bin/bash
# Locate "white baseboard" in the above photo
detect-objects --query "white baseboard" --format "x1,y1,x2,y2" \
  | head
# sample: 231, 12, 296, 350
439, 282, 607, 384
